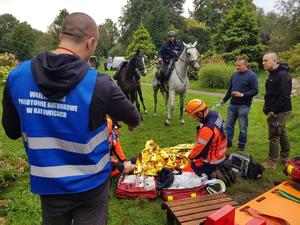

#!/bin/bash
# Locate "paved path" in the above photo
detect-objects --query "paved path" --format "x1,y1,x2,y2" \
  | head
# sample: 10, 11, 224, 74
142, 82, 264, 103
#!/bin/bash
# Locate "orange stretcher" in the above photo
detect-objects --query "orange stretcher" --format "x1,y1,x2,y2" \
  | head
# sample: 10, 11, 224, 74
235, 179, 300, 225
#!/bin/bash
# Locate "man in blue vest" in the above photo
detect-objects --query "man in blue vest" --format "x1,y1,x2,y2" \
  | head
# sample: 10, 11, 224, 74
158, 31, 184, 90
2, 13, 140, 225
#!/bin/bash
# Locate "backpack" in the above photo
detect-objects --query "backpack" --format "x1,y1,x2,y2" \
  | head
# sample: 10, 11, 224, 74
247, 155, 265, 179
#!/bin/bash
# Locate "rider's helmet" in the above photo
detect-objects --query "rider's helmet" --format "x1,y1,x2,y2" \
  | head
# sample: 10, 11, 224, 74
185, 99, 207, 118
167, 31, 176, 37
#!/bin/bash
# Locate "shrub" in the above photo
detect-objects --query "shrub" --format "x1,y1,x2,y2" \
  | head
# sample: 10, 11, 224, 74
0, 53, 18, 84
187, 67, 199, 80
199, 63, 235, 88
248, 62, 259, 72
279, 43, 300, 77
200, 54, 224, 65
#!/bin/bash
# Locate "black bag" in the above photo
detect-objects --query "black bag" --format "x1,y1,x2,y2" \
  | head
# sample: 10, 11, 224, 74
228, 153, 264, 180
247, 155, 265, 179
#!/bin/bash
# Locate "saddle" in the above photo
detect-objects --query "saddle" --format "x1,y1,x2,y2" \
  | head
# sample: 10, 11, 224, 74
157, 59, 176, 90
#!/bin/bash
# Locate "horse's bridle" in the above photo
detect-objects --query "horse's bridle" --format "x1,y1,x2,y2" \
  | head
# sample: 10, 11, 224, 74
179, 46, 199, 68
173, 46, 199, 88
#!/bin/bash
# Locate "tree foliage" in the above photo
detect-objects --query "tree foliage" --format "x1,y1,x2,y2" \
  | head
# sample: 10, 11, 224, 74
125, 24, 156, 60
180, 19, 210, 53
0, 14, 19, 53
35, 32, 55, 53
279, 43, 300, 77
212, 0, 265, 63
119, 0, 185, 47
192, 0, 255, 31
48, 9, 69, 48
141, 3, 171, 48
7, 22, 37, 61
96, 19, 120, 58
275, 0, 300, 49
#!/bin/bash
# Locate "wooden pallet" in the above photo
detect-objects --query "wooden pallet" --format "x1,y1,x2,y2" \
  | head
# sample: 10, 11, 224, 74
161, 193, 239, 225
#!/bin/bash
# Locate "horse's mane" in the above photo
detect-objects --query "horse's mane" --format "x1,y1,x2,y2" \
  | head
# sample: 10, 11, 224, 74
113, 61, 128, 80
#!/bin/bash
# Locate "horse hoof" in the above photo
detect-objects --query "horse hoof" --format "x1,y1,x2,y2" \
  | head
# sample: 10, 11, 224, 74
164, 120, 170, 126
153, 113, 157, 117
144, 110, 148, 114
180, 119, 185, 125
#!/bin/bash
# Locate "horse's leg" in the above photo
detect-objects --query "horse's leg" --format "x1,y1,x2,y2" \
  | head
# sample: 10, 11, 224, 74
137, 81, 147, 114
163, 90, 169, 113
133, 91, 143, 122
165, 90, 175, 126
153, 85, 159, 116
179, 91, 187, 125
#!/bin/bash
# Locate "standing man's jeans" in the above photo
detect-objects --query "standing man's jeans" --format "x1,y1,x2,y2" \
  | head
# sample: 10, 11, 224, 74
225, 104, 250, 148
267, 112, 290, 161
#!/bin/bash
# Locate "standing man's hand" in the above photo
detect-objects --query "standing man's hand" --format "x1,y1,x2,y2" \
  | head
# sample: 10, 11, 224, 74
220, 100, 225, 106
231, 91, 244, 97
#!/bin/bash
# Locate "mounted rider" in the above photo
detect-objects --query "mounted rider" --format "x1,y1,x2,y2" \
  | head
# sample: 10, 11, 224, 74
158, 31, 184, 90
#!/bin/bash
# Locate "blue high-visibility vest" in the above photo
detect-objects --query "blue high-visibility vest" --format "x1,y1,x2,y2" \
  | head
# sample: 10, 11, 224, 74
8, 61, 111, 195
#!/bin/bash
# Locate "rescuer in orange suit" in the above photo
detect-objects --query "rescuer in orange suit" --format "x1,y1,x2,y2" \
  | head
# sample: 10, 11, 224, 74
107, 118, 135, 176
183, 99, 227, 176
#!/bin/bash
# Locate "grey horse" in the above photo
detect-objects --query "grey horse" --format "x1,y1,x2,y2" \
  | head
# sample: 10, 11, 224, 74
153, 42, 200, 125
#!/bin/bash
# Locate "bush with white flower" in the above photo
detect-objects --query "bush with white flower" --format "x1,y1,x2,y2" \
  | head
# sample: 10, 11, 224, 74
0, 53, 18, 85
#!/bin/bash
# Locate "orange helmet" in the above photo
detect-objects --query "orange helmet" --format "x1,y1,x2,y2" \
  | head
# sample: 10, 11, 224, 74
185, 99, 207, 117
107, 118, 113, 133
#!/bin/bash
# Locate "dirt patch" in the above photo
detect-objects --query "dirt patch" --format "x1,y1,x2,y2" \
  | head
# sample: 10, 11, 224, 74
0, 200, 10, 207
227, 178, 274, 204
0, 217, 6, 225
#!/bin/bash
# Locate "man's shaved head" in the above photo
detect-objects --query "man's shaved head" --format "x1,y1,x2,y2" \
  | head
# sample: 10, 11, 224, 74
263, 52, 279, 71
61, 12, 99, 43
264, 52, 278, 61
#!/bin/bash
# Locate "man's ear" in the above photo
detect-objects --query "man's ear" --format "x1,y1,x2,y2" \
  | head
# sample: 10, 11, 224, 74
86, 37, 96, 53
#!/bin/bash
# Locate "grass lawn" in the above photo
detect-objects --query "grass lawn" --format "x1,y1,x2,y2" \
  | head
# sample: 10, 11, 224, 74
0, 68, 299, 224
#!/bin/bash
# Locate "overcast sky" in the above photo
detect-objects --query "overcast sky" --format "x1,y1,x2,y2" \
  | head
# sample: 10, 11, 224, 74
0, 0, 277, 32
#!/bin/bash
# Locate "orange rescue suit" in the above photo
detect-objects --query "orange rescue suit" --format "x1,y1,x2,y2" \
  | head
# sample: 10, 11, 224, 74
108, 125, 126, 176
184, 111, 227, 174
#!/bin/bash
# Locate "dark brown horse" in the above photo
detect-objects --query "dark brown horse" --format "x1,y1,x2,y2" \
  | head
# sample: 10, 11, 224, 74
113, 50, 147, 120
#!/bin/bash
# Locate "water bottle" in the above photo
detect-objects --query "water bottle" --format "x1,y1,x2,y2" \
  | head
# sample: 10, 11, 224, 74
273, 115, 280, 127
211, 103, 221, 111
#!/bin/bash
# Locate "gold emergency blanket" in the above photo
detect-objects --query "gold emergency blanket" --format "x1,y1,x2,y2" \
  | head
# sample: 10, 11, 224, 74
134, 140, 193, 176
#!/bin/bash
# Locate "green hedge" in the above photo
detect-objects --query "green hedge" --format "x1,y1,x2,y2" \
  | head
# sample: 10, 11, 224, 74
279, 43, 300, 77
199, 63, 235, 88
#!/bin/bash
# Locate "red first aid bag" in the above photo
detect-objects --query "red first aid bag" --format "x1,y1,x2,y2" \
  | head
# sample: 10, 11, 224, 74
115, 174, 158, 199
284, 157, 300, 181
160, 185, 208, 201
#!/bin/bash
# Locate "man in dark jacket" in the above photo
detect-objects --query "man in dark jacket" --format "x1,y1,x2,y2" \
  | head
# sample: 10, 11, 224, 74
158, 31, 184, 90
221, 57, 259, 151
2, 13, 140, 225
262, 52, 292, 170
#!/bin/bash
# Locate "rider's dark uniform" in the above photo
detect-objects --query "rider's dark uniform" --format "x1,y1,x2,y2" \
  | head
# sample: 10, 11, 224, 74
158, 40, 183, 88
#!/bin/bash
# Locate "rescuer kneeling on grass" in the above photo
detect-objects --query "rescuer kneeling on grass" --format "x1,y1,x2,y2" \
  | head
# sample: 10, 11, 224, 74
184, 99, 227, 177
107, 118, 135, 176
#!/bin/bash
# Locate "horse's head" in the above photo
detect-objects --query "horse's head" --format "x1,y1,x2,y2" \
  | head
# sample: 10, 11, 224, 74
183, 41, 200, 70
130, 49, 147, 77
